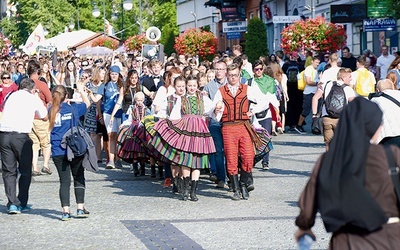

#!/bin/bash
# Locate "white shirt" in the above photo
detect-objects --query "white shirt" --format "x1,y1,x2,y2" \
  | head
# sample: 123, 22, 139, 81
303, 65, 319, 95
169, 94, 214, 120
213, 84, 271, 122
370, 90, 400, 142
0, 90, 47, 133
377, 54, 396, 79
152, 85, 175, 118
320, 66, 341, 84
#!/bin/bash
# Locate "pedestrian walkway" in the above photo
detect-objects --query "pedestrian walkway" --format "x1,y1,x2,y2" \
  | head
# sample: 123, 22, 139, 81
0, 132, 330, 249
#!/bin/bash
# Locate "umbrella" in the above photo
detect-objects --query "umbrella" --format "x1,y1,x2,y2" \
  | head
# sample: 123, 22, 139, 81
76, 46, 114, 56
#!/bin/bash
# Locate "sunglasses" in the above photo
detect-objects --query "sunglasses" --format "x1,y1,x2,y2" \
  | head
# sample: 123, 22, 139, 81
2, 76, 10, 79
254, 68, 263, 71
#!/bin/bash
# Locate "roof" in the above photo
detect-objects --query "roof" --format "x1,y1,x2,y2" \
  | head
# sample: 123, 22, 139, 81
45, 29, 96, 51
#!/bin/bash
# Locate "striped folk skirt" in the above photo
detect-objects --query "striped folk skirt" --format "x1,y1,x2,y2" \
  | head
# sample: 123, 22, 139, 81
149, 114, 216, 169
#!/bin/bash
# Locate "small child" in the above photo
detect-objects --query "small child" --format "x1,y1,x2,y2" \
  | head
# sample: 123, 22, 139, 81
117, 92, 151, 176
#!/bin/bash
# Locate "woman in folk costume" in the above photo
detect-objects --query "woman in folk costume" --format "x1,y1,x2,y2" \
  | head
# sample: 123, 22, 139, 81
295, 97, 400, 249
117, 91, 151, 176
151, 75, 216, 201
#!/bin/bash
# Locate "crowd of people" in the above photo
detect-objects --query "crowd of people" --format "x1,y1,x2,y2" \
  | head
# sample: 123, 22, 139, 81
0, 43, 400, 233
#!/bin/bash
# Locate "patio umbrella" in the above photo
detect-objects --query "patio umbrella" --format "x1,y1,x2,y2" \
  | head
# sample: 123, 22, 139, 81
76, 46, 113, 56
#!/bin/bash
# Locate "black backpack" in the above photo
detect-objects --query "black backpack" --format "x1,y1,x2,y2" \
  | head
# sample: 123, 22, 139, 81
286, 65, 299, 83
324, 81, 347, 118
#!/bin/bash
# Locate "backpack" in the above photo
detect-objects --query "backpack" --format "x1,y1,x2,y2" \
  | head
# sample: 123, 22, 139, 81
65, 107, 87, 157
324, 81, 347, 118
355, 68, 375, 97
286, 65, 299, 83
297, 70, 306, 91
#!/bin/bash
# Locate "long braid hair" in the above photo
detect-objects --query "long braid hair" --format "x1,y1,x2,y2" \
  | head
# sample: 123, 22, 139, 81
181, 75, 204, 115
49, 85, 67, 130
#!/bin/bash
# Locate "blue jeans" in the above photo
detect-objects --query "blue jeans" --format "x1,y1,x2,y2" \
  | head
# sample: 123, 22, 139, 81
259, 118, 272, 164
208, 118, 225, 182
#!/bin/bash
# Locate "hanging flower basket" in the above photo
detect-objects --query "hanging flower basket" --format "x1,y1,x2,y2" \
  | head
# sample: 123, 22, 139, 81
281, 16, 347, 54
91, 36, 119, 50
124, 34, 155, 53
174, 28, 218, 59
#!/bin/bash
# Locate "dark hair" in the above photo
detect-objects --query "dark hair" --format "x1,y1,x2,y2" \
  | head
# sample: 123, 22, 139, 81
27, 59, 41, 76
356, 55, 367, 66
253, 59, 264, 69
124, 69, 140, 95
49, 85, 68, 130
233, 56, 243, 68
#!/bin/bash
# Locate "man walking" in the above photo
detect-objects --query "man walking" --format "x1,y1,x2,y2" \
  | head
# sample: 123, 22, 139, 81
0, 78, 48, 214
376, 45, 395, 80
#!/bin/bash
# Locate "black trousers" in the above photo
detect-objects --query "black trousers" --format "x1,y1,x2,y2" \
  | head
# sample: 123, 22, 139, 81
0, 132, 33, 208
52, 155, 86, 207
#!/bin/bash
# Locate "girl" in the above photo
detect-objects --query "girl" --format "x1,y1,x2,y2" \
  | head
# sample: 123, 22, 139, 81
48, 84, 90, 221
150, 75, 215, 201
57, 60, 78, 98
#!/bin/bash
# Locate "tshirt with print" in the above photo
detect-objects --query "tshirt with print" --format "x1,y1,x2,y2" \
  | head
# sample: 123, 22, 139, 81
97, 81, 122, 117
50, 102, 87, 156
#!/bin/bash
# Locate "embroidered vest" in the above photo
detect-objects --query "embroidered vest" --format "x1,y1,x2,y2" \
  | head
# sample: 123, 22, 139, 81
181, 94, 204, 115
220, 84, 249, 122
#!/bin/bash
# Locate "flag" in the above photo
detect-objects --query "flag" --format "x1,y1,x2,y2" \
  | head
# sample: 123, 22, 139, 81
104, 19, 115, 36
23, 23, 46, 55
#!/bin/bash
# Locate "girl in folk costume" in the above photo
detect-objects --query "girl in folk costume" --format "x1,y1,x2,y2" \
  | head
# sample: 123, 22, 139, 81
151, 75, 216, 201
117, 91, 151, 176
142, 67, 182, 180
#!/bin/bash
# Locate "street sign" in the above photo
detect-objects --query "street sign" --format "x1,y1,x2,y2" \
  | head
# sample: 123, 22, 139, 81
222, 21, 247, 33
363, 18, 396, 32
226, 32, 242, 40
272, 16, 301, 23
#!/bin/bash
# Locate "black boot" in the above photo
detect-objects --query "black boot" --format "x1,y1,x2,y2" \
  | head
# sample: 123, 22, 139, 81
150, 165, 156, 178
158, 165, 164, 180
182, 177, 190, 201
172, 178, 179, 193
246, 171, 254, 192
229, 174, 241, 201
140, 161, 146, 176
190, 180, 199, 202
133, 162, 139, 177
240, 171, 250, 200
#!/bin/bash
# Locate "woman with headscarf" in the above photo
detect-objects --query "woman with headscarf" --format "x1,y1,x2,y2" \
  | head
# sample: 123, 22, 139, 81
295, 97, 400, 249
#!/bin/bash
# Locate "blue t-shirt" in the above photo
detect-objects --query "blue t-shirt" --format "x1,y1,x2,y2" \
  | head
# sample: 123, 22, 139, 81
97, 81, 122, 118
50, 102, 87, 156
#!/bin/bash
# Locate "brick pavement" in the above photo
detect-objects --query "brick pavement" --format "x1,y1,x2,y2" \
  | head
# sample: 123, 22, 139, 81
0, 131, 331, 249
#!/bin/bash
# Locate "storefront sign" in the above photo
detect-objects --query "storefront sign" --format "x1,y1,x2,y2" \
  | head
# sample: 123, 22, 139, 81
363, 18, 396, 32
330, 4, 366, 23
272, 16, 301, 23
222, 21, 247, 33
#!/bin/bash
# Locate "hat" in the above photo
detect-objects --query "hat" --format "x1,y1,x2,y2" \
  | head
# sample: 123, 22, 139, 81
110, 65, 120, 73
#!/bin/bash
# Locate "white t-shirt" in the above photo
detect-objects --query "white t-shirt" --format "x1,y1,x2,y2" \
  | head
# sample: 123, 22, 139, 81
320, 66, 341, 84
376, 54, 395, 79
303, 65, 318, 95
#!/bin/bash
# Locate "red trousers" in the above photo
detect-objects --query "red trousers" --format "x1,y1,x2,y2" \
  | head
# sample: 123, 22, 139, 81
222, 123, 254, 175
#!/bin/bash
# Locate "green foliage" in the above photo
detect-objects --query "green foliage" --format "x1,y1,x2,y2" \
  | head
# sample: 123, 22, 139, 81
387, 0, 400, 19
244, 18, 268, 64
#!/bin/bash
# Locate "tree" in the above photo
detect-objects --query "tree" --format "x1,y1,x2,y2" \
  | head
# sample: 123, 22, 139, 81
387, 0, 400, 19
244, 18, 268, 64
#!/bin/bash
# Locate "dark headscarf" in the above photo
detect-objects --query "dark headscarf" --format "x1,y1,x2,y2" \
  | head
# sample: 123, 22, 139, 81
317, 97, 387, 233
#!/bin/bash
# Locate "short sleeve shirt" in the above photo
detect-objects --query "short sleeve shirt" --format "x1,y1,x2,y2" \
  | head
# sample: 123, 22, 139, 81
97, 81, 122, 117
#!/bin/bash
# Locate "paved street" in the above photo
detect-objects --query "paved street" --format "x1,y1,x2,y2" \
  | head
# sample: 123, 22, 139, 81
0, 131, 331, 249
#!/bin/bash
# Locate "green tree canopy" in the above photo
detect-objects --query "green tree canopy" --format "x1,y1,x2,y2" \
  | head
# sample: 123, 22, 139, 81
244, 18, 268, 64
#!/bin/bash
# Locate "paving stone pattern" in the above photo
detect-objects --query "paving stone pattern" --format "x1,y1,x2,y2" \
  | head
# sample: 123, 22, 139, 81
0, 131, 331, 249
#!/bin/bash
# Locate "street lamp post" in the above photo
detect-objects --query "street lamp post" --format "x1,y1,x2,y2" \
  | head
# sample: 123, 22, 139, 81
92, 1, 106, 35
191, 11, 197, 29
122, 0, 133, 40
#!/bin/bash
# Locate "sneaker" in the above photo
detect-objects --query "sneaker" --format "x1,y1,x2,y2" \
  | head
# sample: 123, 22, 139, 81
32, 171, 41, 176
294, 125, 306, 134
8, 205, 21, 214
77, 208, 90, 218
115, 160, 123, 169
209, 174, 218, 183
216, 180, 227, 188
277, 127, 284, 134
106, 161, 115, 169
163, 178, 172, 188
19, 205, 31, 212
272, 131, 278, 136
61, 212, 71, 221
262, 162, 270, 170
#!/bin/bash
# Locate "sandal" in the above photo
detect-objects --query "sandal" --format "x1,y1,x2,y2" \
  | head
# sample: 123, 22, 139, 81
32, 171, 41, 176
41, 167, 52, 175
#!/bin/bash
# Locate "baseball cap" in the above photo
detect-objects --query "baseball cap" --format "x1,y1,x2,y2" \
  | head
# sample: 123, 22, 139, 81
110, 65, 120, 73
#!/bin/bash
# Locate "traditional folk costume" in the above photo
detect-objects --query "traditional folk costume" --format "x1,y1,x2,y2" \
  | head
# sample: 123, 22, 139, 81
117, 103, 150, 164
150, 92, 216, 200
213, 83, 269, 200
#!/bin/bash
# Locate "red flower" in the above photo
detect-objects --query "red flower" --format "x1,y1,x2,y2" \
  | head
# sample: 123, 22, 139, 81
92, 37, 119, 50
174, 28, 218, 59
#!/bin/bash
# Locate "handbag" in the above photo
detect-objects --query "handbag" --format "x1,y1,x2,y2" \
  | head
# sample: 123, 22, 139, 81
65, 106, 87, 157
311, 116, 323, 135
255, 108, 269, 119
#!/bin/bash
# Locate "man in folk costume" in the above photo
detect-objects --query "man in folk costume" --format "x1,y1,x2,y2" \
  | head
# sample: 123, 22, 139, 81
213, 63, 269, 200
